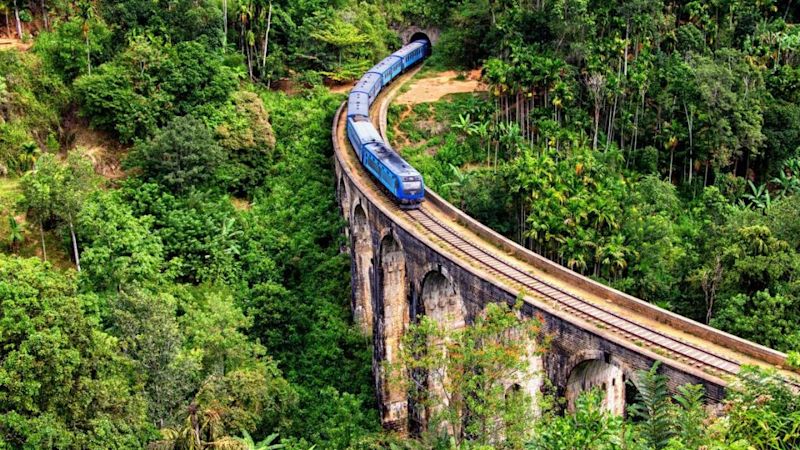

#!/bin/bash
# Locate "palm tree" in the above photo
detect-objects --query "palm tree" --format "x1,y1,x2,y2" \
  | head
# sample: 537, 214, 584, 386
771, 159, 800, 198
440, 164, 471, 208
76, 0, 95, 74
149, 404, 245, 450
16, 142, 40, 174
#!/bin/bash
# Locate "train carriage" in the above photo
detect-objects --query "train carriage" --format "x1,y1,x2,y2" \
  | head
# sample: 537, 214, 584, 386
347, 92, 370, 119
352, 72, 383, 105
368, 55, 404, 86
346, 118, 382, 159
392, 40, 428, 70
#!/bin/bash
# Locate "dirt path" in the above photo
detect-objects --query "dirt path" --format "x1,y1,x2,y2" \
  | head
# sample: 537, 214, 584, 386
0, 38, 31, 52
394, 70, 486, 105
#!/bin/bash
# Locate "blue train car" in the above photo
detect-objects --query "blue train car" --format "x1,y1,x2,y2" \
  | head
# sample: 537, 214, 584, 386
361, 141, 425, 205
347, 92, 370, 119
368, 55, 404, 86
352, 72, 383, 105
392, 40, 428, 70
346, 118, 382, 159
345, 38, 430, 208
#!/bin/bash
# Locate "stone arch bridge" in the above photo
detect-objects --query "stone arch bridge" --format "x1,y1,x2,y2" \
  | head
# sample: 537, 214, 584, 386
332, 64, 798, 432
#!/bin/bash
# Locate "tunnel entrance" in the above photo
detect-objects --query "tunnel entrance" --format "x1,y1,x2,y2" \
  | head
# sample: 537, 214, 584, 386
409, 32, 432, 55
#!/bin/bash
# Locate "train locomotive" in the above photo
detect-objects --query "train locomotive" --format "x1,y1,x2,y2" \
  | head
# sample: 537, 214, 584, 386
346, 39, 430, 208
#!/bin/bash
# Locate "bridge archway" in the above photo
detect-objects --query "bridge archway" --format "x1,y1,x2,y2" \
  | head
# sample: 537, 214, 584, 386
565, 356, 634, 416
378, 232, 410, 430
351, 203, 373, 333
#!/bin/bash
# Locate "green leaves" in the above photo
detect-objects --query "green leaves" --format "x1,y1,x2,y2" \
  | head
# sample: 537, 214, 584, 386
395, 302, 541, 448
0, 255, 154, 448
628, 363, 674, 450
528, 389, 625, 450
126, 115, 224, 194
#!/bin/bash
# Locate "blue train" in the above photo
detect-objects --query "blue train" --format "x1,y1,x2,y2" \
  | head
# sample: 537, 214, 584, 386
346, 39, 430, 208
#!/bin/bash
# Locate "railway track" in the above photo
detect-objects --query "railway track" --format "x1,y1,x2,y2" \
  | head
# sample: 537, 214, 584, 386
405, 206, 742, 379
338, 63, 800, 393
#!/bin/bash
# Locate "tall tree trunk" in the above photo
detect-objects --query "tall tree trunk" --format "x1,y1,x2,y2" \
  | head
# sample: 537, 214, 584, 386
86, 34, 91, 75
684, 102, 694, 186
41, 0, 48, 30
246, 43, 253, 80
669, 147, 674, 184
68, 219, 80, 271
39, 222, 47, 262
222, 0, 227, 51
13, 0, 22, 39
261, 1, 272, 72
592, 104, 600, 151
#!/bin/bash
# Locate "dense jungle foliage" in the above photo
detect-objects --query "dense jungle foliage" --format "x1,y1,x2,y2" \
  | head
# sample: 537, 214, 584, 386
0, 0, 798, 448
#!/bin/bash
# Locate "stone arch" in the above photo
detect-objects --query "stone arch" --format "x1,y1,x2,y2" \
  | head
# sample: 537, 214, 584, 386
377, 231, 410, 431
350, 203, 373, 333
502, 314, 544, 418
401, 26, 440, 46
565, 353, 633, 416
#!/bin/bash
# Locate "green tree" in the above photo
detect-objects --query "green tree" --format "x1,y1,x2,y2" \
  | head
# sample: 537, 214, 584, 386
18, 153, 58, 261
0, 255, 154, 448
528, 389, 627, 450
628, 363, 673, 450
126, 115, 224, 194
77, 190, 168, 291
395, 302, 541, 448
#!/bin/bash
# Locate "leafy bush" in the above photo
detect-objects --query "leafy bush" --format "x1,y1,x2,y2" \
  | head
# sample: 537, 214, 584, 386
34, 17, 113, 81
74, 39, 240, 143
125, 115, 223, 193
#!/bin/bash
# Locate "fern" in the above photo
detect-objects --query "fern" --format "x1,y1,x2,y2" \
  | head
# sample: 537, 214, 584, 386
627, 362, 674, 449
672, 384, 707, 448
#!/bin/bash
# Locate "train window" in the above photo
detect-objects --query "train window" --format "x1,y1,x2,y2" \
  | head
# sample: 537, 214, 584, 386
402, 180, 422, 192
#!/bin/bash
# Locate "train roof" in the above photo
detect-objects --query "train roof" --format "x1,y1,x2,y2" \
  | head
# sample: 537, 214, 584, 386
368, 55, 403, 75
365, 142, 420, 176
352, 72, 381, 94
349, 119, 382, 143
347, 92, 369, 116
392, 41, 427, 58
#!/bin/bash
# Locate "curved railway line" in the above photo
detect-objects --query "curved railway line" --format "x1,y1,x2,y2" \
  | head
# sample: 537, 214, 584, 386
334, 63, 800, 396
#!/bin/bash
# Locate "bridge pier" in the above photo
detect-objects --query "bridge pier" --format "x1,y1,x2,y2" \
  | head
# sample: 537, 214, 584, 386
376, 232, 410, 431
351, 203, 374, 334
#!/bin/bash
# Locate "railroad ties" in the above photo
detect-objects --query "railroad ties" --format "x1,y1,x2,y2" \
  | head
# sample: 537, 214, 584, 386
406, 206, 745, 379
